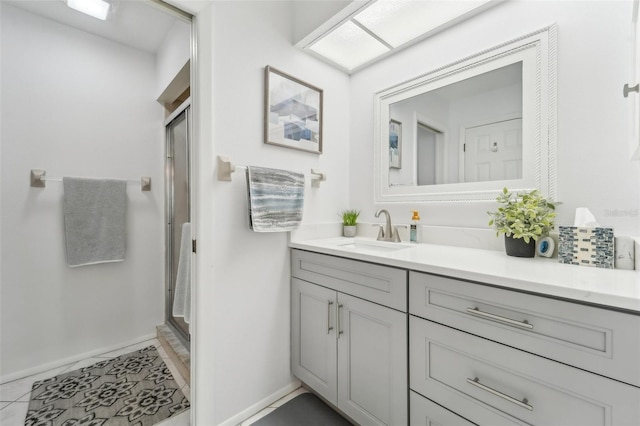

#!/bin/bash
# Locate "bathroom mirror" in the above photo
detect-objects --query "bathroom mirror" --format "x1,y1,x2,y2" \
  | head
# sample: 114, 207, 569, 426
374, 25, 557, 202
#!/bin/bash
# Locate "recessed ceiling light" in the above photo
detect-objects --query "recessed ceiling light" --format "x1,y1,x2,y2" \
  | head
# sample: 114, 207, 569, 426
354, 0, 491, 48
65, 0, 111, 21
309, 20, 390, 71
301, 0, 498, 73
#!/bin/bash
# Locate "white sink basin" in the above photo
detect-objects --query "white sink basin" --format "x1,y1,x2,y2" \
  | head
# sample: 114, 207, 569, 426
336, 238, 414, 253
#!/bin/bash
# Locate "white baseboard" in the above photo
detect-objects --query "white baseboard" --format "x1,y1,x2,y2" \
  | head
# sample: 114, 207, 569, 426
218, 379, 302, 426
0, 333, 157, 384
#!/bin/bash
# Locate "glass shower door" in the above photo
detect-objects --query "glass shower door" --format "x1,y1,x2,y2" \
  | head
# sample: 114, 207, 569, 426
166, 106, 191, 342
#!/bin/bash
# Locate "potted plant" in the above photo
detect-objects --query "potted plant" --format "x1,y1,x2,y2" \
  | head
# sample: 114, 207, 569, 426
487, 188, 556, 257
340, 209, 360, 237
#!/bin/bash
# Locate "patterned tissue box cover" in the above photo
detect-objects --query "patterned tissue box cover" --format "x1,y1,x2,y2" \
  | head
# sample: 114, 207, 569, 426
558, 226, 615, 268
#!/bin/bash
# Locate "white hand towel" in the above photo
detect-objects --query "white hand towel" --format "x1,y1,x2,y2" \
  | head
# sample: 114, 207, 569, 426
63, 177, 127, 267
172, 222, 191, 328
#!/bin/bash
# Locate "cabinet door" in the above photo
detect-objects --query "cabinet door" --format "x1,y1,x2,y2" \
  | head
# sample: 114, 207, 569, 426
337, 293, 407, 426
291, 278, 338, 405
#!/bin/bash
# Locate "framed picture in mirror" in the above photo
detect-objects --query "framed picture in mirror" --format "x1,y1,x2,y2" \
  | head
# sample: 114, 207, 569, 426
390, 119, 402, 169
264, 66, 323, 154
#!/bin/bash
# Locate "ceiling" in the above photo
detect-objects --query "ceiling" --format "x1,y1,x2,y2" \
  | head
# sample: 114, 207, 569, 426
5, 0, 188, 53
299, 0, 501, 73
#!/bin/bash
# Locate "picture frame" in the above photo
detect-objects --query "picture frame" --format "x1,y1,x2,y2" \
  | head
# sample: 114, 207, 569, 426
264, 66, 323, 154
389, 119, 402, 169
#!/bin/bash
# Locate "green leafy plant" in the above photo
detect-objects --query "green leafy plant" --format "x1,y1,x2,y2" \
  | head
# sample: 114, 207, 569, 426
487, 188, 556, 243
340, 209, 360, 226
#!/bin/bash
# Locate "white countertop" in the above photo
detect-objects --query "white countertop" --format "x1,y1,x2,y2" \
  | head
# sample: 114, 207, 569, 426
289, 237, 640, 313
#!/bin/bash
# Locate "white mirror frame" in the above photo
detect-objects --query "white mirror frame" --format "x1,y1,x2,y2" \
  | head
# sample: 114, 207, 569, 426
373, 24, 557, 203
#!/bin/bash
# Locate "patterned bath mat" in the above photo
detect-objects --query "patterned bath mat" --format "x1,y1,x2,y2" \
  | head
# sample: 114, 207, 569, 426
25, 345, 189, 426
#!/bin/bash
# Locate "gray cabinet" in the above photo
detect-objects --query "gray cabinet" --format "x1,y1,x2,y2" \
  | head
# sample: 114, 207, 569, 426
291, 250, 408, 426
409, 271, 640, 426
410, 317, 640, 426
410, 271, 640, 387
410, 391, 476, 426
291, 249, 640, 425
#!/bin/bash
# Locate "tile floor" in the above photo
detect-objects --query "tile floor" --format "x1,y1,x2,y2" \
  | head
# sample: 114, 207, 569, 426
0, 338, 191, 426
239, 387, 309, 426
1, 338, 311, 426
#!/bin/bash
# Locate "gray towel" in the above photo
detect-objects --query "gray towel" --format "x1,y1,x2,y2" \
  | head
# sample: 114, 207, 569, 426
246, 166, 305, 232
63, 177, 127, 267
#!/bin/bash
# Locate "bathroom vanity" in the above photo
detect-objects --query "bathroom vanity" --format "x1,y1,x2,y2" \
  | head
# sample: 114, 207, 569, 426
289, 238, 640, 425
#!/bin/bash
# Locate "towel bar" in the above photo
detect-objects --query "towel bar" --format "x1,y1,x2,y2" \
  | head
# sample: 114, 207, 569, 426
216, 155, 326, 187
30, 169, 152, 191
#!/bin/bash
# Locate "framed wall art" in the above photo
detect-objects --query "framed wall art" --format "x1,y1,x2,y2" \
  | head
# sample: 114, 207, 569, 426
389, 119, 402, 169
264, 66, 323, 154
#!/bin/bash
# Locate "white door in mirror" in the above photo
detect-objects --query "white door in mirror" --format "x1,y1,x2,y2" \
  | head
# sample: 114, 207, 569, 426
463, 118, 522, 182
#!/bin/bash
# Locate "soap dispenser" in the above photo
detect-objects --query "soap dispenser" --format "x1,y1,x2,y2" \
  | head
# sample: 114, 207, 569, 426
410, 210, 420, 243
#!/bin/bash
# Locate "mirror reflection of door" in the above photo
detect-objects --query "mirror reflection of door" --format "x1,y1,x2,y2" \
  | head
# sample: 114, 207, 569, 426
386, 61, 524, 188
417, 123, 445, 185
462, 118, 523, 182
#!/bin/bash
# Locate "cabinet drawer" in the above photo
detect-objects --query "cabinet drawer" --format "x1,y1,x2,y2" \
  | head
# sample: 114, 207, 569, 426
409, 271, 640, 386
410, 317, 640, 426
292, 249, 407, 311
410, 391, 476, 426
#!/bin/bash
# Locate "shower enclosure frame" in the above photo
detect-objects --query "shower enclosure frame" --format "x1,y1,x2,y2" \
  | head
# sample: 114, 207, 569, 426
165, 99, 192, 347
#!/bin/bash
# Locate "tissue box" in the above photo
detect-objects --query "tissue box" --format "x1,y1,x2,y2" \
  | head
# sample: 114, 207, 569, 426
558, 226, 615, 268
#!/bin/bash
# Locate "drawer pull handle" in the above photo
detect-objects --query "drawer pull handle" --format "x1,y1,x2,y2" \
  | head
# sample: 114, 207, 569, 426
327, 300, 334, 334
466, 307, 533, 329
467, 377, 533, 411
337, 304, 344, 336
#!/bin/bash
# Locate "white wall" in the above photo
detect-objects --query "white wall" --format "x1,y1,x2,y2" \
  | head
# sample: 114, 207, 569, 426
156, 18, 191, 99
0, 5, 165, 379
350, 0, 640, 236
191, 1, 350, 424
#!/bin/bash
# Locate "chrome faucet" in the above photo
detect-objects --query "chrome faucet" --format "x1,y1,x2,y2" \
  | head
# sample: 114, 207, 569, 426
374, 209, 394, 242
374, 209, 406, 242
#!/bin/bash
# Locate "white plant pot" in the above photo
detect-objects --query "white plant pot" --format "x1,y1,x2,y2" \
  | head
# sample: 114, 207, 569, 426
343, 225, 357, 237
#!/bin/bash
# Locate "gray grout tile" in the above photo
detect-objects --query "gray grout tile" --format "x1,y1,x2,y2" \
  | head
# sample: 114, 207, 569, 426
155, 408, 190, 425
240, 407, 276, 426
268, 387, 308, 408
156, 344, 171, 360
0, 401, 29, 425
164, 356, 186, 389
0, 364, 70, 403
60, 357, 107, 374
97, 339, 159, 358
240, 387, 307, 425
181, 384, 191, 402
